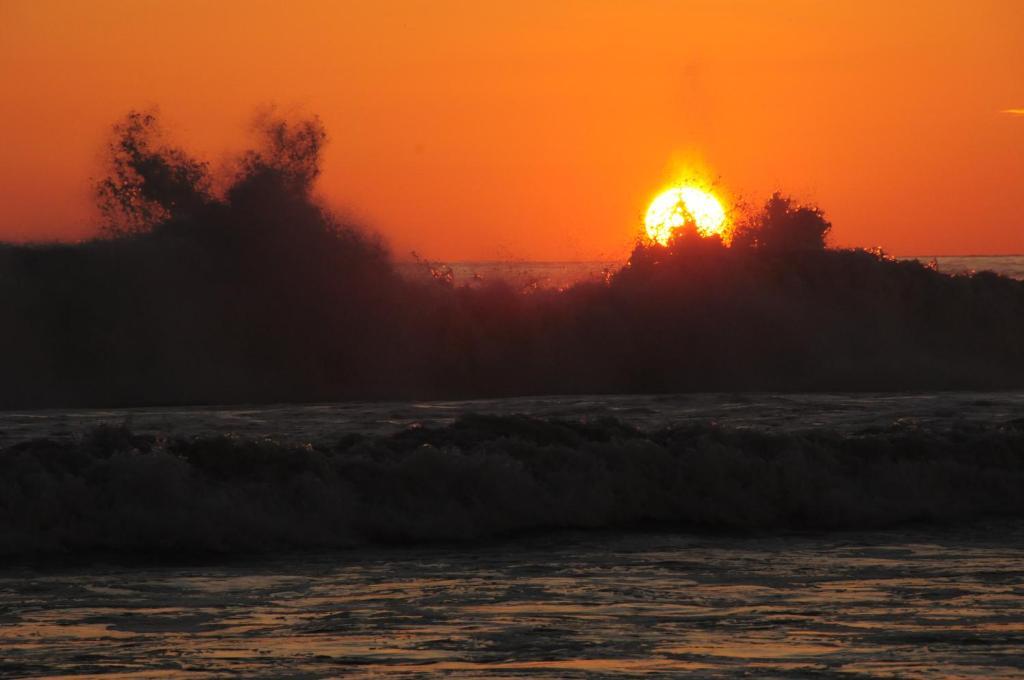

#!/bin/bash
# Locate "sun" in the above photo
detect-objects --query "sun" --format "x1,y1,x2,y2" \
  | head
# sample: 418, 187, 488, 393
644, 186, 728, 245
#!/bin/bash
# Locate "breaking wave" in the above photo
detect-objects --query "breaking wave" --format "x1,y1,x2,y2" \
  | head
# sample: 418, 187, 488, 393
3, 415, 1024, 556
2, 111, 1024, 408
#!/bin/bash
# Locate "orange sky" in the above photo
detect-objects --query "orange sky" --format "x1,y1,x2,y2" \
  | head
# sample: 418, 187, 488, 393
1, 0, 1022, 260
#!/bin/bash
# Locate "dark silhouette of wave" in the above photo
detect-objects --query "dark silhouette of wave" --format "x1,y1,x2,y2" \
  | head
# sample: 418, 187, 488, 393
3, 415, 1024, 556
2, 111, 1024, 408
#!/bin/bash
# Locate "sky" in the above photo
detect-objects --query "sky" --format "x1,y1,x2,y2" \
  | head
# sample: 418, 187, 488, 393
0, 0, 1021, 260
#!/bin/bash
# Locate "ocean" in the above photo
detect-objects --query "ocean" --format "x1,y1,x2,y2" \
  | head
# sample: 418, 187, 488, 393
3, 256, 1024, 677
3, 391, 1024, 677
399, 255, 1024, 289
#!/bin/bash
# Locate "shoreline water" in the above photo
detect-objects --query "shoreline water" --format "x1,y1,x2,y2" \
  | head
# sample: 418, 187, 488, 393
4, 524, 1023, 677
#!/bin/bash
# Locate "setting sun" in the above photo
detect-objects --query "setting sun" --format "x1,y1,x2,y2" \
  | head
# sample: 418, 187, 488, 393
644, 187, 728, 245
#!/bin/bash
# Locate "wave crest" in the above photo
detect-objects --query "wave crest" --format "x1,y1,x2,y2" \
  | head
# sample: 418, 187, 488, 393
4, 112, 1024, 407
3, 415, 1023, 555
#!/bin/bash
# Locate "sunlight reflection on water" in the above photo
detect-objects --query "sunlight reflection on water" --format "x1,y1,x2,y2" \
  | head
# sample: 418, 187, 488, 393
3, 528, 1024, 677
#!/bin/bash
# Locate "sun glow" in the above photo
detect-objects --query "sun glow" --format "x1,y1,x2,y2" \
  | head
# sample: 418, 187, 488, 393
644, 186, 728, 245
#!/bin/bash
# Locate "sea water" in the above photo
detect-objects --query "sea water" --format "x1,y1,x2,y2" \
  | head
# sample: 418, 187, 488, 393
4, 255, 1024, 678
398, 255, 1024, 290
3, 525, 1023, 678
2, 392, 1024, 677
